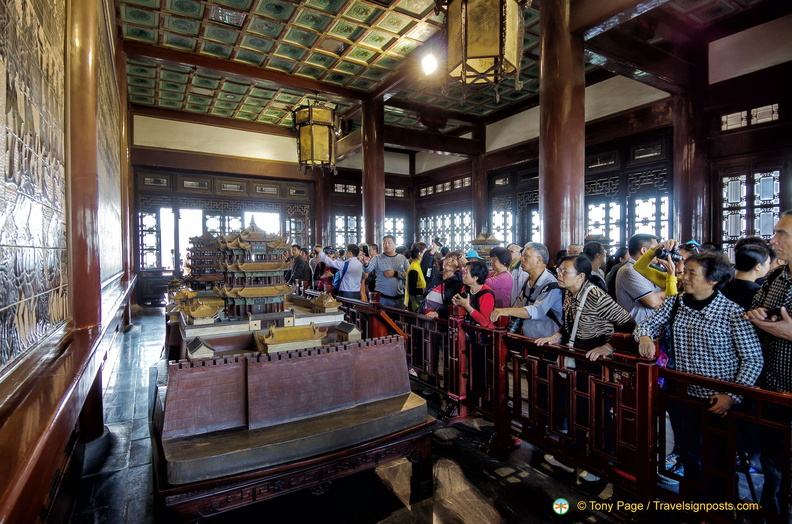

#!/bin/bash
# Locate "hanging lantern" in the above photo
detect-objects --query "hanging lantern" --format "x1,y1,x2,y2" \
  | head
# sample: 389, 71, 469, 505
443, 0, 523, 98
292, 102, 338, 173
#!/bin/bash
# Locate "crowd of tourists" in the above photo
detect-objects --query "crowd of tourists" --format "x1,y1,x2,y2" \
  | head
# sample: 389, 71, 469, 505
283, 214, 792, 517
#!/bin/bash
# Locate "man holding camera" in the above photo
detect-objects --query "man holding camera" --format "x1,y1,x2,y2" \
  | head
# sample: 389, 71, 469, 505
615, 233, 665, 322
490, 242, 562, 338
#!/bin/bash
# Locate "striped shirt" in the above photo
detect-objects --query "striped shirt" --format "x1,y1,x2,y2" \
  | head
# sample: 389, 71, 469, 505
559, 281, 634, 350
635, 292, 764, 401
363, 253, 409, 298
750, 265, 792, 393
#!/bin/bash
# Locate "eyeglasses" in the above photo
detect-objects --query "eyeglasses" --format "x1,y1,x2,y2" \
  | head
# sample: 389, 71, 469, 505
557, 269, 579, 276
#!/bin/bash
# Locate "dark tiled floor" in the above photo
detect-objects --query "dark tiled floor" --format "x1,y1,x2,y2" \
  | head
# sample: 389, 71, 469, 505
67, 306, 629, 523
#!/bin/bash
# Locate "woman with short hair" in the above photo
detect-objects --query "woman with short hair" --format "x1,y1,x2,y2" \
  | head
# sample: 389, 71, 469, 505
451, 261, 495, 328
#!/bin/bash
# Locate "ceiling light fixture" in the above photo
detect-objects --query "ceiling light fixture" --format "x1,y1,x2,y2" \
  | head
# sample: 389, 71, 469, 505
421, 53, 438, 75
435, 0, 525, 102
292, 101, 339, 174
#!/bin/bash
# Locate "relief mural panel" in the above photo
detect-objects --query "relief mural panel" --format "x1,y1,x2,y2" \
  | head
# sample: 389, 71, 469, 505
97, 0, 123, 284
0, 0, 67, 371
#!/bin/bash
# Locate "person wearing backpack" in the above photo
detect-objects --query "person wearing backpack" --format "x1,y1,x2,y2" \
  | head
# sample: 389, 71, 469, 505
451, 260, 495, 328
490, 242, 563, 339
315, 244, 363, 299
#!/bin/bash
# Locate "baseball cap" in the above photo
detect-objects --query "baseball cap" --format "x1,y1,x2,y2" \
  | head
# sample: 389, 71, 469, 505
465, 249, 482, 259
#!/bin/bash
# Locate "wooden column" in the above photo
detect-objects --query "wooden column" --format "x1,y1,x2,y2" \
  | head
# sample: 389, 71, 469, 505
116, 46, 134, 325
69, 0, 101, 328
68, 0, 103, 440
672, 94, 709, 243
362, 97, 385, 244
539, 0, 586, 257
312, 166, 329, 246
471, 124, 488, 237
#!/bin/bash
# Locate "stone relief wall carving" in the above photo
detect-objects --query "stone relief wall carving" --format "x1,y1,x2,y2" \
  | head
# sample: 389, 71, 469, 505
0, 0, 67, 371
97, 1, 123, 283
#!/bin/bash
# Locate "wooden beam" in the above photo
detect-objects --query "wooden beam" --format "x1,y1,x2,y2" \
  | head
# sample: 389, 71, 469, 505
131, 147, 315, 181
385, 97, 482, 126
123, 41, 363, 103
383, 125, 484, 156
571, 0, 671, 39
337, 128, 362, 161
585, 29, 696, 94
131, 104, 296, 138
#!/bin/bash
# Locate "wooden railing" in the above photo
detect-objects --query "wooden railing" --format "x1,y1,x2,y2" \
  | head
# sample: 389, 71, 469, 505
308, 291, 792, 522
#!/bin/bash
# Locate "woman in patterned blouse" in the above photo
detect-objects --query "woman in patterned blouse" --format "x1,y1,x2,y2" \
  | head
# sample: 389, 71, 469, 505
536, 255, 635, 358
634, 252, 763, 500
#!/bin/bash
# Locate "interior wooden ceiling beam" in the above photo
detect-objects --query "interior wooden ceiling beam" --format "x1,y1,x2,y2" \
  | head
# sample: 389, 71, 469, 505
585, 28, 697, 95
123, 41, 363, 103
335, 124, 483, 158
131, 104, 296, 137
571, 0, 672, 39
385, 97, 482, 126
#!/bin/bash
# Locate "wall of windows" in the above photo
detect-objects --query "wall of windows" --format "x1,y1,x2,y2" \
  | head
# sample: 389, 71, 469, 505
331, 214, 406, 247
418, 212, 473, 252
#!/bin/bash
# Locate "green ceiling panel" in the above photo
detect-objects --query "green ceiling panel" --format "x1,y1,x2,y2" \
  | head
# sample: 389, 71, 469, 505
394, 0, 435, 18
255, 0, 297, 22
345, 46, 377, 64
120, 6, 160, 27
161, 70, 189, 83
242, 97, 267, 106
221, 82, 248, 94
205, 24, 239, 45
165, 0, 205, 19
306, 51, 337, 69
406, 22, 436, 42
376, 12, 413, 34
241, 34, 275, 53
293, 9, 333, 32
328, 20, 364, 42
274, 43, 308, 61
250, 87, 275, 98
360, 30, 396, 51
128, 76, 156, 88
164, 15, 200, 35
162, 32, 197, 51
187, 94, 212, 105
360, 67, 390, 81
295, 65, 325, 79
158, 99, 182, 108
215, 99, 239, 109
388, 38, 418, 57
267, 57, 297, 73
248, 17, 285, 38
265, 108, 287, 117
236, 112, 258, 120
160, 81, 187, 93
120, 0, 159, 8
211, 108, 234, 117
343, 2, 383, 24
159, 91, 184, 101
235, 49, 266, 66
259, 116, 281, 125
200, 41, 233, 58
129, 95, 155, 104
239, 104, 263, 114
334, 61, 363, 75
192, 76, 220, 89
349, 78, 374, 90
186, 104, 209, 112
323, 71, 352, 86
383, 114, 401, 123
127, 64, 156, 78
305, 0, 345, 15
214, 0, 254, 11
283, 27, 320, 48
274, 92, 301, 104
123, 25, 157, 43
373, 54, 400, 69
129, 86, 155, 96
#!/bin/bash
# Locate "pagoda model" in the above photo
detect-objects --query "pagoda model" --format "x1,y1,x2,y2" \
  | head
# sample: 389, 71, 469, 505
213, 219, 292, 318
184, 232, 224, 291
